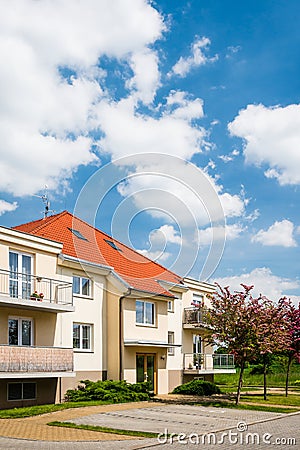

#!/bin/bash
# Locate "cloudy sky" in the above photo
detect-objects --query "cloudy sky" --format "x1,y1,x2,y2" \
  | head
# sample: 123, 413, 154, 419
0, 0, 299, 300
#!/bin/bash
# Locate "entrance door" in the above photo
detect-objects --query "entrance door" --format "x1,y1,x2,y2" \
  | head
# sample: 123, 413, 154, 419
136, 354, 156, 393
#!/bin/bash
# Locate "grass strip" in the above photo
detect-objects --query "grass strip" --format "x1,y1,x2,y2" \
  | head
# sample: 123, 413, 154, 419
0, 400, 113, 419
47, 421, 158, 438
193, 400, 299, 414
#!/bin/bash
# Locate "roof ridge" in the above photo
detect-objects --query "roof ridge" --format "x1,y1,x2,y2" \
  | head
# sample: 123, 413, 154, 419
13, 210, 68, 234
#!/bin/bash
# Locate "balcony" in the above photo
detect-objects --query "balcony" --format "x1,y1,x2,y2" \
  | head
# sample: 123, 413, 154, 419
0, 345, 74, 377
183, 307, 210, 329
183, 353, 236, 374
0, 269, 74, 312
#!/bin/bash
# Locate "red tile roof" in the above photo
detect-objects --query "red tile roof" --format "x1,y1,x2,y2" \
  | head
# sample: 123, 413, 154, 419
13, 211, 183, 297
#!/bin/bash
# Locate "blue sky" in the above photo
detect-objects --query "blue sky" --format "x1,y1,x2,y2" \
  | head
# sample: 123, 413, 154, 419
0, 0, 299, 300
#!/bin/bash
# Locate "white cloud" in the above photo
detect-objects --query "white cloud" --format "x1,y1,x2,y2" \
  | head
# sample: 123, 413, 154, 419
150, 225, 182, 245
127, 48, 160, 104
251, 219, 297, 247
0, 200, 18, 216
0, 0, 165, 196
169, 36, 218, 78
136, 224, 180, 263
96, 96, 207, 161
228, 103, 300, 185
198, 223, 244, 246
213, 267, 300, 304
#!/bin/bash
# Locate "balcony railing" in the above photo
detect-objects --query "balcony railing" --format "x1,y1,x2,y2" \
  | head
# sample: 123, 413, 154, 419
0, 345, 73, 373
184, 353, 235, 371
0, 269, 73, 306
183, 307, 208, 325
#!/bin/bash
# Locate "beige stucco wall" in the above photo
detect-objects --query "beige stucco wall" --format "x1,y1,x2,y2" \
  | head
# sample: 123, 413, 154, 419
0, 306, 57, 347
106, 281, 121, 380
57, 266, 106, 373
123, 297, 168, 343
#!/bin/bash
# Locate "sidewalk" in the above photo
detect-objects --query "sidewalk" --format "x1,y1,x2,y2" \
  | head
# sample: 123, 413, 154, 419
0, 401, 155, 442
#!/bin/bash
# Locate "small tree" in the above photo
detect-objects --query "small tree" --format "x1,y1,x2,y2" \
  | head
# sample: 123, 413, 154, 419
254, 297, 290, 400
281, 299, 300, 396
207, 283, 263, 404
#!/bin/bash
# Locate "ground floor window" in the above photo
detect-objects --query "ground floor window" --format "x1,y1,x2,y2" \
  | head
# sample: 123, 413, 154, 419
8, 317, 33, 346
8, 382, 36, 401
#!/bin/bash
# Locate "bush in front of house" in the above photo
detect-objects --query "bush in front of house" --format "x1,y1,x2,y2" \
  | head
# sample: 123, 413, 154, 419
65, 379, 150, 403
172, 380, 221, 396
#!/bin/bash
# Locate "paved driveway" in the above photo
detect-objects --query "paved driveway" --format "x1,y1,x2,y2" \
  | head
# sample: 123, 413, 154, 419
0, 403, 298, 449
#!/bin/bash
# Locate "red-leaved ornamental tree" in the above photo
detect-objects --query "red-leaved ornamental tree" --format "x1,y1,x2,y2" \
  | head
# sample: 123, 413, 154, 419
207, 283, 264, 404
281, 299, 300, 396
254, 297, 290, 400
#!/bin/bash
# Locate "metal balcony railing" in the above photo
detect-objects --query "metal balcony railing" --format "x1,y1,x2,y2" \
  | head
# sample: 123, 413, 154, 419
0, 269, 73, 306
183, 353, 235, 371
0, 345, 73, 373
183, 307, 208, 325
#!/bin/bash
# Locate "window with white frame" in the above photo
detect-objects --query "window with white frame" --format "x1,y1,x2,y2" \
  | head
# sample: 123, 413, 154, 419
192, 294, 204, 307
72, 276, 91, 297
8, 317, 33, 346
73, 323, 92, 351
9, 251, 32, 299
168, 331, 175, 355
167, 300, 174, 312
136, 300, 155, 325
8, 382, 36, 401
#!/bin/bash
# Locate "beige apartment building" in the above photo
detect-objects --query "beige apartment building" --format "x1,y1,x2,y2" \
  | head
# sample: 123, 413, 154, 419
0, 211, 234, 408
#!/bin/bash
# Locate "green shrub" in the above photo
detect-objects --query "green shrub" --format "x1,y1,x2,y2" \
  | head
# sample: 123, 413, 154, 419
172, 380, 221, 396
65, 379, 150, 403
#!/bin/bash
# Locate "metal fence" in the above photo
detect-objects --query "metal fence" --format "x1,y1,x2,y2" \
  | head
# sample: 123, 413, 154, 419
0, 269, 73, 306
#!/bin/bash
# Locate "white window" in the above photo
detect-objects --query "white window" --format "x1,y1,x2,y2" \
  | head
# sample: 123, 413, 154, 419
168, 332, 175, 356
73, 323, 92, 351
72, 276, 91, 297
9, 251, 32, 299
192, 294, 204, 307
8, 317, 33, 346
8, 382, 36, 401
167, 300, 174, 312
136, 300, 155, 326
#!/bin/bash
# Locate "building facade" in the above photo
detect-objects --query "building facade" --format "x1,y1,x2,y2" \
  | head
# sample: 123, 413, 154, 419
0, 211, 235, 408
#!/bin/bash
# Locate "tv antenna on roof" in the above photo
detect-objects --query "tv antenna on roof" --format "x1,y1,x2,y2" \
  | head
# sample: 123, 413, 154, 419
34, 185, 55, 218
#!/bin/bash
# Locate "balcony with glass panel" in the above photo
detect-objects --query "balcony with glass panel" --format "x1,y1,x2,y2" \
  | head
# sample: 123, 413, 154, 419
183, 353, 236, 374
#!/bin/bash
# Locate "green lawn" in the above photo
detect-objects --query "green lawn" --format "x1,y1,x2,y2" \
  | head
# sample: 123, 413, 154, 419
0, 400, 112, 419
240, 394, 300, 407
215, 365, 300, 388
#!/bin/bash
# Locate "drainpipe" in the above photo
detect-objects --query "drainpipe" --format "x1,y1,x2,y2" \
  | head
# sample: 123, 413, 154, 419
119, 289, 132, 381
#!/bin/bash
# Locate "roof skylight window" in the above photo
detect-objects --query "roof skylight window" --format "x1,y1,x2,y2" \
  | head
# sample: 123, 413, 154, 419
68, 227, 88, 241
104, 239, 122, 251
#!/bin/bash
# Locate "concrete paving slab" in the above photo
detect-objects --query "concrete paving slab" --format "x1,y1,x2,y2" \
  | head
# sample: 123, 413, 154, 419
70, 403, 286, 435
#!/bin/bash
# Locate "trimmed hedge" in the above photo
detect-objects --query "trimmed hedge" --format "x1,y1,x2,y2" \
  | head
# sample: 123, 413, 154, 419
65, 379, 150, 403
172, 380, 221, 396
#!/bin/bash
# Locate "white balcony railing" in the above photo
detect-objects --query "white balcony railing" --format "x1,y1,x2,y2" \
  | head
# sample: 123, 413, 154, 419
0, 269, 73, 306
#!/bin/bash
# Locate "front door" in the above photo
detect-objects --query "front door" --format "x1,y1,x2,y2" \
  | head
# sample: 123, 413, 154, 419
136, 353, 156, 394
